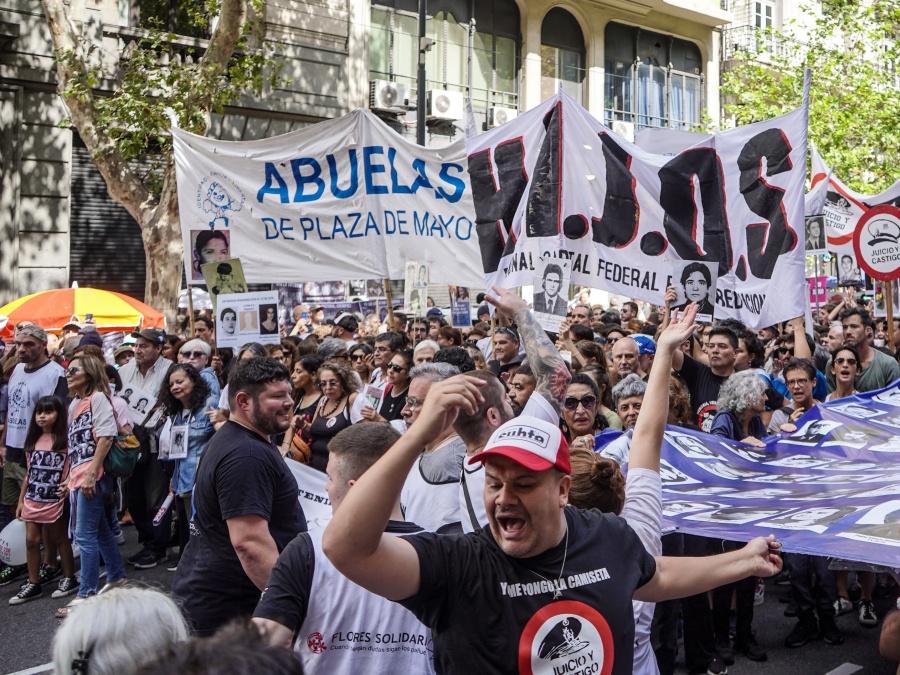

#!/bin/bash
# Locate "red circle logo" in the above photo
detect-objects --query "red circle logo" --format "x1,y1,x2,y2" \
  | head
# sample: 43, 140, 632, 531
306, 632, 327, 654
518, 600, 614, 675
853, 205, 900, 281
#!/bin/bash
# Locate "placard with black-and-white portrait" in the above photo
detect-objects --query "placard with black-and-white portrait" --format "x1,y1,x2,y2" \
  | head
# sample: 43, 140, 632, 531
531, 257, 571, 333
671, 260, 718, 323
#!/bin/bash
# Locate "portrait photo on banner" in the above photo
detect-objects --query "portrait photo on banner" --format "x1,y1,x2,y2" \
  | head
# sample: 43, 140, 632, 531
671, 260, 718, 322
216, 291, 281, 349
191, 229, 230, 281
838, 252, 863, 285
531, 256, 572, 333
804, 215, 827, 254
201, 258, 248, 309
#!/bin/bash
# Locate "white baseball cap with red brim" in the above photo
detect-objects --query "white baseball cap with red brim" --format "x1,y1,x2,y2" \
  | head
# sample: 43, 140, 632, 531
468, 417, 570, 474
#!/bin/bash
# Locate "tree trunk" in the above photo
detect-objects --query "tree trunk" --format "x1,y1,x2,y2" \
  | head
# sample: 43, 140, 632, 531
142, 156, 184, 325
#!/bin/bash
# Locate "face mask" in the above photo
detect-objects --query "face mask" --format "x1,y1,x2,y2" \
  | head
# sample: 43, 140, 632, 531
110, 384, 117, 394
874, 338, 886, 347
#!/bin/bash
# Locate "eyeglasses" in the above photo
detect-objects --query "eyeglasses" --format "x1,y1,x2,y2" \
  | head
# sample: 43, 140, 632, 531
775, 347, 793, 355
350, 353, 366, 361
318, 380, 339, 388
564, 395, 597, 411
786, 378, 810, 387
388, 363, 408, 373
181, 351, 206, 359
373, 346, 391, 353
606, 337, 621, 345
494, 326, 518, 340
405, 396, 425, 412
65, 366, 83, 376
334, 352, 349, 359
834, 356, 858, 365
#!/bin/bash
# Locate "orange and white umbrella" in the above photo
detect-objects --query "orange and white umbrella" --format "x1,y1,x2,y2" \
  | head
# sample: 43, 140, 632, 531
0, 287, 166, 337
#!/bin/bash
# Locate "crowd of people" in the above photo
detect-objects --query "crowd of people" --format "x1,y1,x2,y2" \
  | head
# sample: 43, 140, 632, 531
1, 284, 899, 674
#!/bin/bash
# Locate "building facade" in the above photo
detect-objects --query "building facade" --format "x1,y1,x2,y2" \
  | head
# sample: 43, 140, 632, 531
0, 0, 733, 305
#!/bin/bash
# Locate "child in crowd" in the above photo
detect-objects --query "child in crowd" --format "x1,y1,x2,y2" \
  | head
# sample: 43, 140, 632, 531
10, 396, 78, 604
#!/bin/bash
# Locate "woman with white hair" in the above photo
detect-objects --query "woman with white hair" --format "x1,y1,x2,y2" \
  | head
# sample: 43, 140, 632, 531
52, 587, 188, 675
707, 369, 770, 663
413, 339, 439, 366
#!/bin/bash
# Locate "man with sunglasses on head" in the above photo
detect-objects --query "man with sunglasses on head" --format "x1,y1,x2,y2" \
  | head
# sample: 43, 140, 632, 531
0, 323, 68, 587
488, 326, 524, 379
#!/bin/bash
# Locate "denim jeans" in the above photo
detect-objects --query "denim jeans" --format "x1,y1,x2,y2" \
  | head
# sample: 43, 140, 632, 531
74, 476, 126, 596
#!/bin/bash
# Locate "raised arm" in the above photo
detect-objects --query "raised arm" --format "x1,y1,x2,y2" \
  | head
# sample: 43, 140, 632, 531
630, 304, 699, 472
788, 316, 812, 360
635, 535, 782, 602
486, 286, 571, 415
322, 375, 485, 601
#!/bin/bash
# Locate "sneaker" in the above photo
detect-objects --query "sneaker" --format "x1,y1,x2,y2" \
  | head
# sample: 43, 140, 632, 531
785, 618, 820, 648
706, 657, 728, 675
834, 596, 853, 616
132, 550, 165, 570
735, 636, 767, 662
784, 600, 798, 617
166, 562, 178, 572
52, 577, 80, 599
9, 581, 42, 605
820, 616, 844, 645
128, 546, 151, 565
0, 564, 28, 587
858, 600, 878, 627
113, 531, 126, 546
98, 577, 128, 594
37, 564, 61, 586
716, 640, 734, 666
754, 579, 765, 606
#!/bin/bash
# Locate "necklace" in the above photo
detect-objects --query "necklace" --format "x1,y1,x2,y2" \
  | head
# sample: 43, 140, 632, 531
320, 395, 345, 427
526, 521, 569, 601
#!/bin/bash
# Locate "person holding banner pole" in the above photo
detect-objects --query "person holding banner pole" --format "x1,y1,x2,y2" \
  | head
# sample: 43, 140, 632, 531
568, 304, 701, 675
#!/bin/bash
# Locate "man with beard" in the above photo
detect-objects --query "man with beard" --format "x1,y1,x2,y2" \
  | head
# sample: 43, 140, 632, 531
173, 358, 305, 635
398, 362, 465, 533
322, 375, 784, 675
507, 361, 536, 416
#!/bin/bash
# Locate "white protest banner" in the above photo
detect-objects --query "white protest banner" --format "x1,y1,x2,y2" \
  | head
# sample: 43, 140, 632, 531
466, 92, 809, 329
215, 291, 281, 349
814, 147, 900, 262
173, 110, 483, 287
286, 459, 332, 529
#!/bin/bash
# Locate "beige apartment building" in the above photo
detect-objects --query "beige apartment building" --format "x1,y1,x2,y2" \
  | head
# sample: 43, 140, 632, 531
0, 0, 736, 304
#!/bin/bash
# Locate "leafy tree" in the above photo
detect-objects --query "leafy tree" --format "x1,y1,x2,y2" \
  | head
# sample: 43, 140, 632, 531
720, 0, 900, 192
40, 0, 280, 317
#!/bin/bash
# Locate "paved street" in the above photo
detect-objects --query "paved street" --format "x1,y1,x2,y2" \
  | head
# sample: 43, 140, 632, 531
0, 525, 897, 675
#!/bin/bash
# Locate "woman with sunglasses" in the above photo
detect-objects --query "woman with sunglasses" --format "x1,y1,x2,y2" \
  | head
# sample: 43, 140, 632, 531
58, 356, 127, 616
826, 346, 860, 402
360, 349, 413, 423
348, 343, 374, 383
304, 360, 359, 472
561, 373, 609, 451
157, 364, 215, 569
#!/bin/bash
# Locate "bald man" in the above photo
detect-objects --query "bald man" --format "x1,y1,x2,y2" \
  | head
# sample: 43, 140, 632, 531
612, 337, 647, 380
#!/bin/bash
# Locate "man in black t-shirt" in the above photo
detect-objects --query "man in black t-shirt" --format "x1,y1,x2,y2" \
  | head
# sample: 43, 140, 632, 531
173, 358, 305, 635
671, 325, 737, 432
323, 367, 784, 674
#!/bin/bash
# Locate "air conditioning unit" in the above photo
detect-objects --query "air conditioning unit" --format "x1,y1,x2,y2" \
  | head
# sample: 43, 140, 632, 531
427, 89, 464, 121
369, 80, 408, 114
611, 120, 635, 142
488, 106, 518, 128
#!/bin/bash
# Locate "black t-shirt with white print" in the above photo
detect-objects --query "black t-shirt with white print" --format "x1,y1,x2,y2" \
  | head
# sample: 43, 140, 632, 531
399, 507, 656, 675
677, 354, 730, 432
